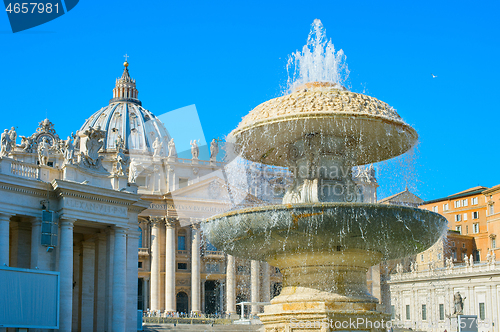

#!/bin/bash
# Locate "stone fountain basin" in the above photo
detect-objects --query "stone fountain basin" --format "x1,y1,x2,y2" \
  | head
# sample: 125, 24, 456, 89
204, 203, 448, 261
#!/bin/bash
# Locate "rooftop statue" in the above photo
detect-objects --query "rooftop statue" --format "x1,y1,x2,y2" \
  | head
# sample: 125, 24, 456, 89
210, 138, 219, 162
190, 140, 199, 160
38, 137, 50, 166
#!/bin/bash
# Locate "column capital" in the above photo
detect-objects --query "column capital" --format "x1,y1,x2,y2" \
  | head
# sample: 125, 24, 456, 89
114, 226, 128, 235
191, 223, 201, 230
0, 213, 12, 221
30, 217, 42, 226
165, 218, 178, 228
60, 218, 76, 227
149, 216, 164, 227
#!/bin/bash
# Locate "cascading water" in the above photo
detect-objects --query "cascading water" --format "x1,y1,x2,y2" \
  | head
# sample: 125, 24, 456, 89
204, 19, 448, 331
286, 19, 350, 93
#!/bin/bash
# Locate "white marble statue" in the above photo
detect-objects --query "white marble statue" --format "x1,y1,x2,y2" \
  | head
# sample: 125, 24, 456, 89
153, 137, 162, 157
81, 126, 105, 168
486, 250, 492, 264
128, 159, 138, 183
115, 134, 125, 151
63, 136, 75, 165
469, 254, 474, 266
72, 131, 80, 150
0, 129, 12, 157
38, 137, 50, 166
114, 146, 129, 176
8, 127, 17, 146
190, 140, 199, 160
210, 138, 219, 162
168, 138, 176, 158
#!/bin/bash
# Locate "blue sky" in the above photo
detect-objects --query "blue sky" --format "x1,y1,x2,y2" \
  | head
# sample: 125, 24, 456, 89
1, 0, 499, 200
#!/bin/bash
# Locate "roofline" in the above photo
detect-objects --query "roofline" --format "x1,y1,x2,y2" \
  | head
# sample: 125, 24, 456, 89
422, 188, 487, 205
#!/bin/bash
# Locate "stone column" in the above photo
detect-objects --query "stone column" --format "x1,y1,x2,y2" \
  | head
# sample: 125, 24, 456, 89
30, 218, 41, 269
150, 217, 162, 311
262, 263, 271, 303
127, 227, 140, 331
105, 228, 115, 332
191, 223, 201, 313
95, 232, 107, 332
251, 260, 260, 315
165, 219, 176, 312
0, 213, 10, 266
112, 227, 127, 332
226, 254, 236, 315
81, 240, 95, 332
59, 218, 75, 332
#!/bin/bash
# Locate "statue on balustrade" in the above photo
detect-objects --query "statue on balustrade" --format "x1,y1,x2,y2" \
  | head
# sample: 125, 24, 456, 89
63, 136, 75, 165
0, 129, 12, 157
168, 138, 176, 158
190, 139, 199, 160
153, 137, 163, 157
38, 137, 50, 166
210, 138, 219, 162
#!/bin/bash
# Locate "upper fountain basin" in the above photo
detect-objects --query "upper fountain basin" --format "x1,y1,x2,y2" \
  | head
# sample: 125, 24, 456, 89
229, 83, 418, 167
204, 203, 447, 262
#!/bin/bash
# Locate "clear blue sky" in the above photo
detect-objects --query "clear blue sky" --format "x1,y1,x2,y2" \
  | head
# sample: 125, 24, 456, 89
1, 0, 499, 201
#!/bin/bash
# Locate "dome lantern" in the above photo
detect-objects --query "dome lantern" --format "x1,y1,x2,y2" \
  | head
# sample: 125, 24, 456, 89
110, 60, 141, 106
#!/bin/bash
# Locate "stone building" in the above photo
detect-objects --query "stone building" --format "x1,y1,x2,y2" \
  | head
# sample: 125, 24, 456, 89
386, 185, 500, 331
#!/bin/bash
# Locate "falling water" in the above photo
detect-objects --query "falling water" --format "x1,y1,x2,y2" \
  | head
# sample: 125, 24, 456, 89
286, 19, 350, 93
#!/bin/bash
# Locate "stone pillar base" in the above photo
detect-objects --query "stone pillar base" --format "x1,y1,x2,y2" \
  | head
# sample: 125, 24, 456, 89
260, 288, 389, 332
261, 250, 389, 332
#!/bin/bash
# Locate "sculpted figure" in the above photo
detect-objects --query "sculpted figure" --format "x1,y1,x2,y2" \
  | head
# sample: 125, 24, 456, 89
453, 292, 465, 315
190, 140, 199, 160
168, 138, 176, 157
115, 134, 125, 151
128, 159, 138, 183
152, 137, 162, 157
0, 129, 11, 157
210, 138, 219, 162
63, 136, 75, 165
114, 146, 129, 176
8, 127, 17, 147
38, 137, 50, 165
72, 131, 80, 150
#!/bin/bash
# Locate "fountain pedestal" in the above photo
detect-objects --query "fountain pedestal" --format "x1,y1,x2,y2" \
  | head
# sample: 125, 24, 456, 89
259, 250, 389, 332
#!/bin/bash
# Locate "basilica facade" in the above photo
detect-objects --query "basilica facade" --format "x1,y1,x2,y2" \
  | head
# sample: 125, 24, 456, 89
0, 61, 384, 331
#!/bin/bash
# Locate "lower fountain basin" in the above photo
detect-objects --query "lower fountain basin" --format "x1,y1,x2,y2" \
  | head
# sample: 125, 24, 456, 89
204, 203, 448, 261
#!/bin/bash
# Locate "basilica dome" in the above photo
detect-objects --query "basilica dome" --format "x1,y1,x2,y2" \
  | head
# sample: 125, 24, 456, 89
79, 62, 170, 154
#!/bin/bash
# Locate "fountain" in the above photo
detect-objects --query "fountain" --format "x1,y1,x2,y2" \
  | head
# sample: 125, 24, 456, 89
204, 20, 447, 331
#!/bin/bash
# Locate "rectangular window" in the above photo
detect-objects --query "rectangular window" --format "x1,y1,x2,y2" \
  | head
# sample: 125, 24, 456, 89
463, 213, 468, 221
391, 305, 395, 320
177, 262, 187, 270
472, 197, 479, 205
452, 250, 457, 260
439, 304, 445, 320
466, 225, 469, 234
444, 203, 449, 211
433, 206, 438, 212
437, 253, 442, 260
421, 254, 424, 262
473, 223, 479, 233
463, 199, 468, 207
492, 238, 496, 249
138, 261, 143, 268
178, 236, 186, 251
456, 226, 462, 234
489, 205, 495, 215
479, 302, 485, 320
463, 243, 465, 248
455, 214, 462, 222
422, 304, 427, 320
406, 305, 411, 320
473, 211, 479, 219
454, 200, 461, 208
452, 241, 456, 247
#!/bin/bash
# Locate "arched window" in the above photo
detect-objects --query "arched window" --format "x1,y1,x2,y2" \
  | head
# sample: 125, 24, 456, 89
176, 292, 188, 313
